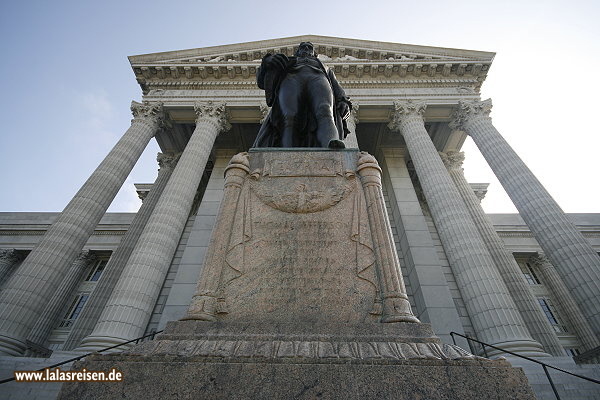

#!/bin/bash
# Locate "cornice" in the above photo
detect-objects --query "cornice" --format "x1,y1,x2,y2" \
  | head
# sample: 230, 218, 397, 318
128, 35, 495, 63
132, 61, 490, 92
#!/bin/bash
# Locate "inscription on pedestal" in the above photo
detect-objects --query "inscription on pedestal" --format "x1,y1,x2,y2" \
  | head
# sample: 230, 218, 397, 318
212, 152, 380, 325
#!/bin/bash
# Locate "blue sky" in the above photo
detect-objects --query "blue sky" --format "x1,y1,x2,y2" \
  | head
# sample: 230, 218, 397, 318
1, 0, 598, 213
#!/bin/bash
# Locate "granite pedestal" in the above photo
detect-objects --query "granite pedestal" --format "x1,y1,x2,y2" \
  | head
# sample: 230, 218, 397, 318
59, 150, 535, 399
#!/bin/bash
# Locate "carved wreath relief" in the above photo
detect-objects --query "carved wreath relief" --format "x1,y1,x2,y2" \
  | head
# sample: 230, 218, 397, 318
250, 154, 354, 213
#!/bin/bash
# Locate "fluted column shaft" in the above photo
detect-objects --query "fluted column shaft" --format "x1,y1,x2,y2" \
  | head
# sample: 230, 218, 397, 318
442, 151, 564, 356
26, 251, 96, 348
389, 100, 544, 356
184, 153, 250, 321
344, 104, 359, 149
79, 102, 230, 350
530, 254, 600, 352
357, 152, 419, 323
452, 99, 600, 338
0, 101, 163, 356
0, 249, 24, 287
62, 153, 179, 350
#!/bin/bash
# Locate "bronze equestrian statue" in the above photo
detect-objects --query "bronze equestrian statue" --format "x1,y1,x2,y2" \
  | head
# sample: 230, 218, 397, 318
253, 42, 352, 149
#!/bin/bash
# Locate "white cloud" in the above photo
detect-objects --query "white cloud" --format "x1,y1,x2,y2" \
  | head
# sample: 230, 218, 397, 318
108, 177, 142, 213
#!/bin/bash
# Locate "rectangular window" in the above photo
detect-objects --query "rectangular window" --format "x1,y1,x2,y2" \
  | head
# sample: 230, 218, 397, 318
58, 294, 89, 328
522, 262, 541, 285
564, 348, 580, 357
85, 259, 107, 282
537, 298, 566, 332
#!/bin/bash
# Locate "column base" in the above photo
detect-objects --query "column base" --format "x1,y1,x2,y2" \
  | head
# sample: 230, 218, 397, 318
381, 296, 421, 323
182, 294, 218, 321
479, 339, 550, 358
76, 335, 131, 353
0, 334, 26, 356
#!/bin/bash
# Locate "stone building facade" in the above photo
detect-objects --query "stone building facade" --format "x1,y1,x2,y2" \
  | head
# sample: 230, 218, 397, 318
1, 36, 599, 399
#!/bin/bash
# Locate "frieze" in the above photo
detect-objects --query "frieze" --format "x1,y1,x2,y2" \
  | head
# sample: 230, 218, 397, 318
142, 78, 481, 90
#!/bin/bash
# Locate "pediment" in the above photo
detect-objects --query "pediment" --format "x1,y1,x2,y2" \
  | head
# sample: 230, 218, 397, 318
129, 35, 495, 92
129, 35, 494, 64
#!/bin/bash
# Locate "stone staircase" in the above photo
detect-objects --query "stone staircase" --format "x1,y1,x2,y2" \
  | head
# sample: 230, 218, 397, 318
506, 356, 600, 400
0, 351, 81, 400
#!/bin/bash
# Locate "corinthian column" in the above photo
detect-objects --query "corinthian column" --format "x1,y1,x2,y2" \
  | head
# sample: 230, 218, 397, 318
0, 101, 163, 356
530, 253, 600, 352
0, 249, 24, 287
451, 99, 600, 338
389, 100, 545, 357
344, 103, 359, 149
441, 151, 564, 356
79, 102, 230, 351
26, 251, 96, 350
62, 153, 179, 350
356, 152, 419, 323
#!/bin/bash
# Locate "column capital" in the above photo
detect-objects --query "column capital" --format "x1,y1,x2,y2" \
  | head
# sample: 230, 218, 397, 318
528, 252, 551, 268
439, 150, 465, 172
470, 183, 489, 202
388, 100, 427, 132
259, 102, 270, 124
130, 101, 164, 128
450, 99, 493, 130
157, 152, 180, 171
0, 249, 23, 264
349, 102, 360, 125
75, 250, 96, 265
194, 101, 231, 132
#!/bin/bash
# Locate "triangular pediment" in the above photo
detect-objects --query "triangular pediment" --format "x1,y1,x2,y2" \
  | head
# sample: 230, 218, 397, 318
129, 35, 495, 93
129, 35, 494, 64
